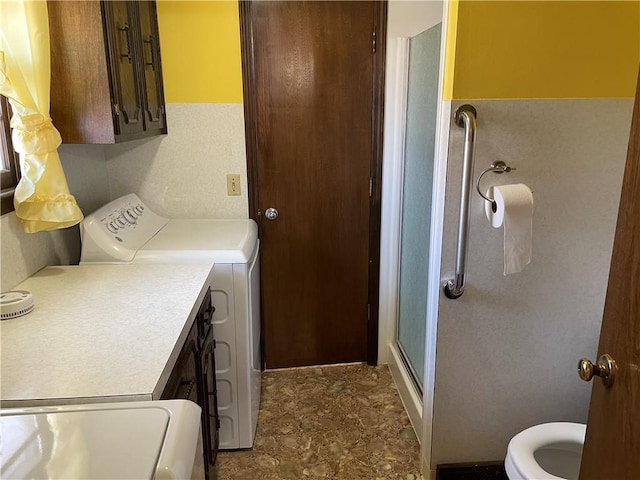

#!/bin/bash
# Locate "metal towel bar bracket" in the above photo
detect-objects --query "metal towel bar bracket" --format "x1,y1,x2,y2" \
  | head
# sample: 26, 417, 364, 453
476, 161, 516, 213
444, 104, 477, 299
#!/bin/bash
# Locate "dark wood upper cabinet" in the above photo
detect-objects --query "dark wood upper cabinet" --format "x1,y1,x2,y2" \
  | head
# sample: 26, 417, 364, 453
48, 0, 167, 144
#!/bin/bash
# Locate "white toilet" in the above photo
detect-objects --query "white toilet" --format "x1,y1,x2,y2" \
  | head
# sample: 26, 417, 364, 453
505, 422, 586, 480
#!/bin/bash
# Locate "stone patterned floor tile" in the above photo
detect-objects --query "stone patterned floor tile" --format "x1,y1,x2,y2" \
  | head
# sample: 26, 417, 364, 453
212, 364, 423, 480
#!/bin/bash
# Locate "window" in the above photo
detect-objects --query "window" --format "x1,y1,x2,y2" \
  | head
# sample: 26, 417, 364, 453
1, 95, 20, 214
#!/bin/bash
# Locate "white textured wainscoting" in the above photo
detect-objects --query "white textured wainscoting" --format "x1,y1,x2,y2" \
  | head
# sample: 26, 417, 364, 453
431, 98, 633, 464
105, 103, 249, 219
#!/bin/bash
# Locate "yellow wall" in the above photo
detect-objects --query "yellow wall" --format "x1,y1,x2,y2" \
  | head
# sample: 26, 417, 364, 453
445, 1, 640, 100
155, 0, 639, 102
156, 0, 243, 103
442, 0, 458, 101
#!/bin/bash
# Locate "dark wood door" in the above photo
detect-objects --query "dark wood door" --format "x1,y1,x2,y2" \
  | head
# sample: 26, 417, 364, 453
137, 0, 166, 134
580, 69, 640, 478
242, 1, 386, 368
103, 1, 143, 137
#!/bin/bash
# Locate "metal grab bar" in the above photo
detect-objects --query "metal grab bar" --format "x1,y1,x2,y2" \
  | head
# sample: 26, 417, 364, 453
444, 104, 477, 299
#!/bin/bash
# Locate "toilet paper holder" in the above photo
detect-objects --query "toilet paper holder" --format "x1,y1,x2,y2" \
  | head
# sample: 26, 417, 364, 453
476, 161, 516, 213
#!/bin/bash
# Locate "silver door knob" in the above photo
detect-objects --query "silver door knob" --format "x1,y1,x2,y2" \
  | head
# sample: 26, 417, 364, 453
578, 354, 617, 388
264, 207, 279, 221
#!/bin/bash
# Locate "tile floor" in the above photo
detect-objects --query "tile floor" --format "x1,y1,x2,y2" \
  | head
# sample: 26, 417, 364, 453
212, 363, 423, 480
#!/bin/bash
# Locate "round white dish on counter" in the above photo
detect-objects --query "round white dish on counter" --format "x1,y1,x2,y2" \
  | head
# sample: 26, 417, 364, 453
0, 290, 34, 320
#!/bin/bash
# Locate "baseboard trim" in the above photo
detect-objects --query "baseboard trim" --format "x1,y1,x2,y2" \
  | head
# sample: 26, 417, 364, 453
436, 462, 506, 480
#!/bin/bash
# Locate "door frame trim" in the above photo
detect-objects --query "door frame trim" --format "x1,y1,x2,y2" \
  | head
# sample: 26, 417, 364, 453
366, 1, 388, 365
378, 37, 410, 365
377, 3, 450, 474
239, 0, 260, 220
239, 0, 387, 366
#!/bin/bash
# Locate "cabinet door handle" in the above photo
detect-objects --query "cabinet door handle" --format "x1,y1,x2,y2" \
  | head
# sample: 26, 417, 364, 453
203, 347, 211, 375
118, 23, 133, 64
143, 35, 156, 70
178, 380, 195, 400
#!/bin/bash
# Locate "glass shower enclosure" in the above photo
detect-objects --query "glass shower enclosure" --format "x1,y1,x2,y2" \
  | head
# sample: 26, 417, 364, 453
396, 23, 442, 392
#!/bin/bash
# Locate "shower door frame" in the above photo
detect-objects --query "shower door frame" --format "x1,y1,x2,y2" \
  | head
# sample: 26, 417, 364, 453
378, 1, 451, 475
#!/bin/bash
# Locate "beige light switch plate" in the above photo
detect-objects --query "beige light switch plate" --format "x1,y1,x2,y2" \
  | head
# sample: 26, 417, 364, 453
227, 174, 241, 196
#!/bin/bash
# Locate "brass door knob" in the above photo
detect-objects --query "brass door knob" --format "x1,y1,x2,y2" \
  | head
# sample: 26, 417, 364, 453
578, 354, 617, 388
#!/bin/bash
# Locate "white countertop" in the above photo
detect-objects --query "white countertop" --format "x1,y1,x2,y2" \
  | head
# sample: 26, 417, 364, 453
0, 263, 214, 407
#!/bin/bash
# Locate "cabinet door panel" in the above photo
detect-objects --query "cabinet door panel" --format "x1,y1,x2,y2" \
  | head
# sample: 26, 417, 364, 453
160, 326, 200, 404
103, 1, 143, 137
160, 322, 209, 478
138, 1, 167, 134
202, 331, 219, 465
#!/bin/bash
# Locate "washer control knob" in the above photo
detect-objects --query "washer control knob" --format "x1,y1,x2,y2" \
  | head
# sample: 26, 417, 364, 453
107, 221, 119, 234
134, 205, 144, 215
123, 208, 137, 223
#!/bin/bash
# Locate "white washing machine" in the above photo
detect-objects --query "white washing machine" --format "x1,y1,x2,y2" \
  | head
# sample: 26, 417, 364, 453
0, 400, 204, 480
79, 194, 261, 450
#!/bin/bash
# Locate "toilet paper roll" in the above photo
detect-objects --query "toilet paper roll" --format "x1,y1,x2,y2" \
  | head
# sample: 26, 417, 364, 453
485, 184, 534, 275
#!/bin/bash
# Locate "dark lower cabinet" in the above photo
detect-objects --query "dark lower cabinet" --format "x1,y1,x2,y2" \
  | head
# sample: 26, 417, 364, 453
160, 322, 200, 404
198, 300, 220, 466
161, 288, 219, 477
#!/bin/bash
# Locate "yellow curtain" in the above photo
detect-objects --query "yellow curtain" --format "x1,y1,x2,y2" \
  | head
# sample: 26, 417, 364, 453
0, 0, 83, 233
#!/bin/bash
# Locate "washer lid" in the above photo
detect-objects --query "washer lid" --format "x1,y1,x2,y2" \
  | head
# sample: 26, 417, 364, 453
136, 219, 258, 264
1, 406, 169, 479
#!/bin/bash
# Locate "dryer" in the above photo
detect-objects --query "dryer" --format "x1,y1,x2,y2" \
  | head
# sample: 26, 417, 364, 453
80, 194, 260, 450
